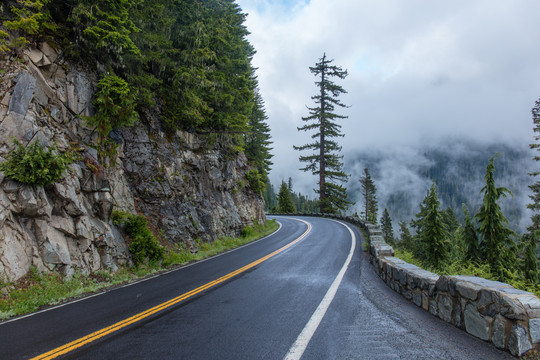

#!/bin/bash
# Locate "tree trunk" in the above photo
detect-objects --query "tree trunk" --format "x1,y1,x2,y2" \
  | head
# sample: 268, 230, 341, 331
319, 54, 326, 213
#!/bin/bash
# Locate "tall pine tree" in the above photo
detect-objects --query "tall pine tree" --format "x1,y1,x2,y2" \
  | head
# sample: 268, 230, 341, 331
524, 233, 538, 283
415, 183, 448, 270
398, 221, 413, 251
360, 168, 378, 223
69, 0, 141, 70
527, 97, 540, 278
277, 181, 296, 213
245, 89, 273, 181
380, 208, 394, 245
294, 53, 350, 214
263, 180, 277, 211
462, 204, 480, 262
475, 155, 516, 280
442, 207, 460, 234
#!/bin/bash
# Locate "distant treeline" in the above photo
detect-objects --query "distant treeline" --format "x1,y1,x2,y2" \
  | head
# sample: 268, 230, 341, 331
346, 139, 533, 233
264, 178, 319, 213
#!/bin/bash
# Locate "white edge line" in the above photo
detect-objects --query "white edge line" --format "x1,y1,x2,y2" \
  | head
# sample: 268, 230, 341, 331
0, 219, 284, 326
283, 220, 356, 360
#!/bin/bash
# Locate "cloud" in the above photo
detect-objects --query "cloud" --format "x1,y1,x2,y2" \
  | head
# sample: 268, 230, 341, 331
237, 0, 540, 198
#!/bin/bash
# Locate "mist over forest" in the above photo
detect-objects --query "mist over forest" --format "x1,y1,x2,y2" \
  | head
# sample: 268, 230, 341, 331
345, 137, 534, 234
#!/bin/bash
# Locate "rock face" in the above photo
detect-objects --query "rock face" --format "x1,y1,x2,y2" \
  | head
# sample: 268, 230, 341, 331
120, 116, 265, 245
0, 44, 265, 281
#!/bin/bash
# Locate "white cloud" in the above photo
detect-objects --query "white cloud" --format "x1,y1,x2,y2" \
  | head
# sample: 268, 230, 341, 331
237, 0, 540, 196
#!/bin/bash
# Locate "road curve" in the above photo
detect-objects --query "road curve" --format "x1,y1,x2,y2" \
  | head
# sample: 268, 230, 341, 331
0, 216, 513, 359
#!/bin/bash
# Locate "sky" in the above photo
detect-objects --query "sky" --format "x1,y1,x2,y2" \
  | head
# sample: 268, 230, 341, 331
236, 0, 540, 200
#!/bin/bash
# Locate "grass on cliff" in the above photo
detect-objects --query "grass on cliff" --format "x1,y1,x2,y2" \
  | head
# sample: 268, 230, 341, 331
0, 220, 278, 320
162, 220, 278, 267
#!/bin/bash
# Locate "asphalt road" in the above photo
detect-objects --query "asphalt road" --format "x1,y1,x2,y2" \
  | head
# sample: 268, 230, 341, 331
0, 216, 514, 359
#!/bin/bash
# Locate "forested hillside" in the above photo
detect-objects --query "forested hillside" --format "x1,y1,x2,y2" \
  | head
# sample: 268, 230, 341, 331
346, 139, 533, 233
0, 0, 272, 181
0, 0, 273, 282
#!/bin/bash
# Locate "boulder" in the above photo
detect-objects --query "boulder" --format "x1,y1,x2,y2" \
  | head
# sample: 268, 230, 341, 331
53, 175, 87, 217
529, 318, 540, 344
464, 303, 490, 341
517, 295, 540, 318
8, 72, 35, 116
454, 278, 483, 301
437, 294, 453, 323
0, 225, 31, 281
508, 324, 532, 356
50, 215, 76, 237
491, 315, 508, 349
39, 42, 58, 63
34, 220, 71, 265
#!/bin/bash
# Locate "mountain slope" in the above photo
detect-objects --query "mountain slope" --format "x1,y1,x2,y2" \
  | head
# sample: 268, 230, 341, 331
346, 139, 533, 233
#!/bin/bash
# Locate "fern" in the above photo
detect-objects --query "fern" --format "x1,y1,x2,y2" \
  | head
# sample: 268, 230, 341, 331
0, 139, 74, 186
111, 210, 164, 266
85, 75, 139, 162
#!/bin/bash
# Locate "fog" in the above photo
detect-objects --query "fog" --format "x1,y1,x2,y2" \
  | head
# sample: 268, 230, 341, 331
236, 0, 540, 232
345, 139, 534, 233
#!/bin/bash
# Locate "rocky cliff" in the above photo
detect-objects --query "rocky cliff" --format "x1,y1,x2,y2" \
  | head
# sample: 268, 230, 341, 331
0, 43, 265, 282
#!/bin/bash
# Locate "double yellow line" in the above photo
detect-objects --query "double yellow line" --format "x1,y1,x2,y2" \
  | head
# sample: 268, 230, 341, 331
31, 219, 311, 360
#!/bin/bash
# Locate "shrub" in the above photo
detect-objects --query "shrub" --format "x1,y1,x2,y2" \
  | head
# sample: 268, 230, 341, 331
2, 0, 57, 51
0, 139, 74, 186
0, 30, 9, 53
85, 75, 139, 159
245, 169, 265, 194
69, 0, 140, 69
111, 210, 164, 266
240, 224, 255, 238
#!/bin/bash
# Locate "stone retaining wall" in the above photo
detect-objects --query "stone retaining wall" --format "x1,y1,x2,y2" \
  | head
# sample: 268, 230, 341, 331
367, 224, 540, 357
268, 213, 540, 356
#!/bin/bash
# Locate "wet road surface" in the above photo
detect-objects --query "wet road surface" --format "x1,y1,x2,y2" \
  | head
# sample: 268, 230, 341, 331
0, 216, 513, 359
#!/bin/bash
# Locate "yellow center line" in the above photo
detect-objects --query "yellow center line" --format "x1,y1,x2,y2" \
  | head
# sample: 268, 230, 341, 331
31, 218, 312, 360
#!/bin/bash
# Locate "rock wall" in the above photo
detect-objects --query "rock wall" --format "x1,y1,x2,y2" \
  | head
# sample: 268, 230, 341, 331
367, 225, 540, 357
0, 43, 265, 282
120, 114, 266, 246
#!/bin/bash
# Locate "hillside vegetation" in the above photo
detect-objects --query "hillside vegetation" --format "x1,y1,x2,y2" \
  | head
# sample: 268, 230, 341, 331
346, 139, 533, 233
0, 0, 272, 181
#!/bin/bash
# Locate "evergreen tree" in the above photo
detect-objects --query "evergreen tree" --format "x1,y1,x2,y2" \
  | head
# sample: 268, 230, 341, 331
380, 208, 394, 245
398, 221, 413, 251
166, 0, 255, 135
69, 0, 141, 70
360, 168, 378, 223
263, 180, 277, 211
294, 53, 350, 214
295, 193, 318, 213
277, 181, 296, 213
410, 188, 429, 234
2, 0, 57, 49
245, 89, 273, 181
123, 0, 173, 107
410, 188, 429, 258
523, 232, 539, 283
462, 204, 480, 262
288, 177, 293, 192
527, 97, 540, 276
475, 155, 517, 280
447, 227, 467, 265
86, 75, 139, 146
416, 183, 448, 270
442, 207, 460, 234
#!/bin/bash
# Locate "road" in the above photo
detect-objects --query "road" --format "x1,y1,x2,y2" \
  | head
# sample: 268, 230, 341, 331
0, 216, 513, 359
